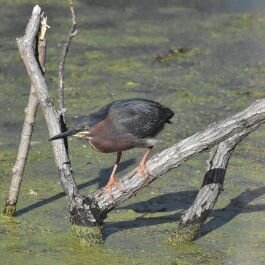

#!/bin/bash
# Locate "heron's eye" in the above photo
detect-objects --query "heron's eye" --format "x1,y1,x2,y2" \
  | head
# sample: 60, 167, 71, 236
83, 125, 89, 130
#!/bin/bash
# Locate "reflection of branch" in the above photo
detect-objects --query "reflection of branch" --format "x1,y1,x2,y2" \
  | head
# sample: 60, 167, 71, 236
3, 14, 47, 216
198, 186, 265, 238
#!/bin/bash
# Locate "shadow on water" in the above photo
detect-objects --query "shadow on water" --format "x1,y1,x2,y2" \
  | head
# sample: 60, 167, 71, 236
104, 186, 265, 238
198, 186, 265, 239
104, 212, 183, 239
15, 158, 135, 216
104, 190, 197, 238
121, 190, 198, 213
16, 167, 265, 239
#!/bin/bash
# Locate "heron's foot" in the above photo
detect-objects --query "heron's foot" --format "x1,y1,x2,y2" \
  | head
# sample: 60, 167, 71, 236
130, 163, 153, 185
139, 163, 153, 185
98, 175, 125, 204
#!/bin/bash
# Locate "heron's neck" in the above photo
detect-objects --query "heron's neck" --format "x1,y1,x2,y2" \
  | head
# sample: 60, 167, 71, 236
75, 130, 92, 140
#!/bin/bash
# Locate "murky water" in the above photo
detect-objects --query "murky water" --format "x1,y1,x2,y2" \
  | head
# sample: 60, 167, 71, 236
0, 0, 265, 264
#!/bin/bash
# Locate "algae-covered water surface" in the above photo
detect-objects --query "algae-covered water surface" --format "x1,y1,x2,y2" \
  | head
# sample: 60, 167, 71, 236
1, 0, 265, 264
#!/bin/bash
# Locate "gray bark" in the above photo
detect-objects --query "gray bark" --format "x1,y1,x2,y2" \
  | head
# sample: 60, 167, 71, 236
3, 86, 39, 216
16, 5, 78, 204
171, 124, 258, 242
58, 0, 78, 117
16, 6, 100, 232
57, 0, 78, 155
3, 14, 47, 216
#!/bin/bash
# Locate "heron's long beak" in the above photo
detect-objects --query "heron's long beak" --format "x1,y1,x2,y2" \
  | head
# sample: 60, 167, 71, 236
49, 128, 84, 141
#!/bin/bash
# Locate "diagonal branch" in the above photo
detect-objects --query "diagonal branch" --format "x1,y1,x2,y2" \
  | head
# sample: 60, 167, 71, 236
68, 98, 265, 243
170, 122, 260, 243
3, 87, 39, 216
83, 99, 265, 219
15, 5, 103, 244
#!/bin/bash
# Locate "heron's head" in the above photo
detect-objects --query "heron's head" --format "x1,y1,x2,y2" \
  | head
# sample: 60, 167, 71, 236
49, 124, 91, 141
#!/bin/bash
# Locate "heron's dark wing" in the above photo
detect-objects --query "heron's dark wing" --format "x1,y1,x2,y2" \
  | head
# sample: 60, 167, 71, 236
74, 102, 114, 127
109, 99, 174, 138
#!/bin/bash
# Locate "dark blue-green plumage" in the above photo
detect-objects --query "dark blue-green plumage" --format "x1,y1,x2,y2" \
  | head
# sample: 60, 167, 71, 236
49, 98, 174, 198
74, 98, 174, 140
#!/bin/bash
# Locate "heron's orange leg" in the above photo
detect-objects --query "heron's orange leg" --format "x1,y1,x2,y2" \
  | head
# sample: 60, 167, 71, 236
134, 146, 153, 183
98, 151, 125, 202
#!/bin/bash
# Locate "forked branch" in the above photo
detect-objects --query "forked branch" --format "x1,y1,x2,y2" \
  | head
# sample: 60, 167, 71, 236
170, 123, 260, 243
3, 13, 47, 216
16, 5, 78, 203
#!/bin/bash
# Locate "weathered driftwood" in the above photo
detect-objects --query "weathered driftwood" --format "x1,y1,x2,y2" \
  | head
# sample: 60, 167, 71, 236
170, 123, 260, 243
69, 97, 265, 242
16, 5, 79, 204
15, 5, 103, 244
3, 86, 39, 216
3, 15, 47, 216
12, 5, 265, 245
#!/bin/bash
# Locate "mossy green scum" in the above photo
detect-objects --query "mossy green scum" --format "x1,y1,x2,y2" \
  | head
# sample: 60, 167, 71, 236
0, 0, 265, 264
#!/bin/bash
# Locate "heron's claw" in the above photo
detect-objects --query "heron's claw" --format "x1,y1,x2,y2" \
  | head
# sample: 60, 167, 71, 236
129, 163, 153, 185
98, 175, 125, 204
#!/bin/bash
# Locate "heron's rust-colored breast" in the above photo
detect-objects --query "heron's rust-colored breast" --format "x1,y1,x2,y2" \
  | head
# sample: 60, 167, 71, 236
87, 117, 137, 153
88, 137, 136, 153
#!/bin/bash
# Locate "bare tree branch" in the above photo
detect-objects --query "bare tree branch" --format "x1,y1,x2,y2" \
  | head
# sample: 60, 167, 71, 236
14, 5, 102, 245
3, 87, 39, 216
3, 13, 48, 216
58, 0, 78, 119
58, 0, 78, 155
68, 98, 265, 243
85, 99, 265, 217
16, 5, 78, 202
170, 123, 259, 243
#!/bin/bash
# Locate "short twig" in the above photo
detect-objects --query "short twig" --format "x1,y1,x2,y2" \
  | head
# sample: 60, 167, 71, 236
58, 0, 78, 154
58, 0, 78, 118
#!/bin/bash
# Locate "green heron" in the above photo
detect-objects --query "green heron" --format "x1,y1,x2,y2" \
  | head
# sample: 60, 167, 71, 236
49, 98, 174, 199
